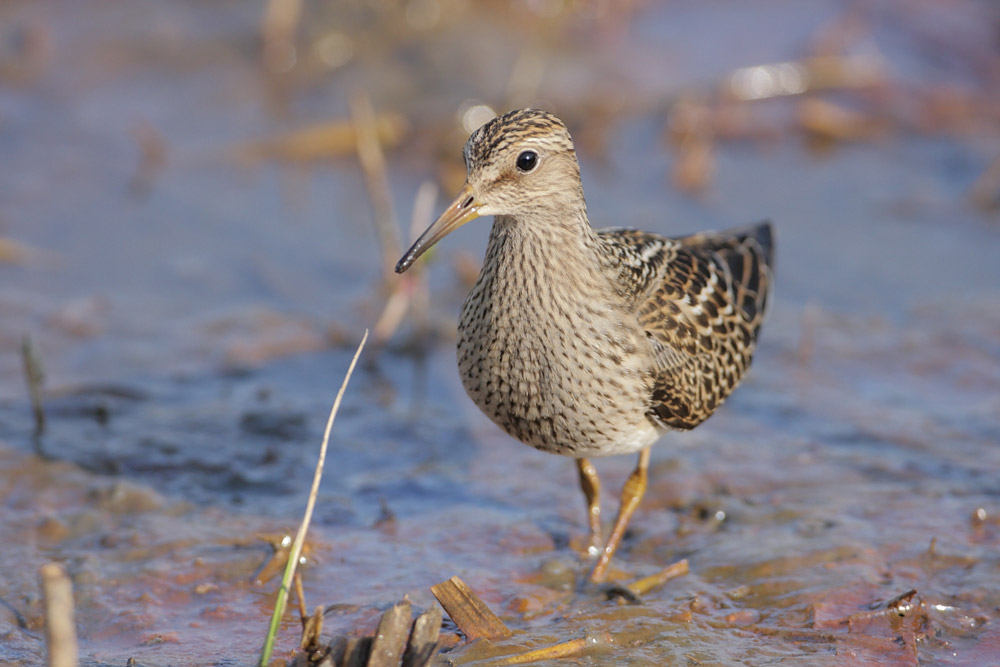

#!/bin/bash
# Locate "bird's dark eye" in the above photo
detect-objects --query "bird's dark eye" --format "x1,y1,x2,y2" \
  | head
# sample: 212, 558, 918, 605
516, 150, 538, 173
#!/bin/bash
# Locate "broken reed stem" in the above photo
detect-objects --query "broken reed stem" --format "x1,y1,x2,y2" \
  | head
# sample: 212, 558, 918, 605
258, 330, 369, 667
293, 571, 308, 623
431, 576, 512, 641
21, 335, 46, 435
404, 605, 443, 666
351, 91, 402, 278
40, 562, 78, 667
402, 180, 436, 333
372, 179, 437, 344
472, 633, 613, 666
260, 0, 302, 71
625, 559, 690, 597
367, 600, 412, 667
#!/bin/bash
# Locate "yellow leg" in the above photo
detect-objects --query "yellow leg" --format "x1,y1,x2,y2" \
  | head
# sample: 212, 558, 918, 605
590, 446, 650, 583
576, 458, 602, 558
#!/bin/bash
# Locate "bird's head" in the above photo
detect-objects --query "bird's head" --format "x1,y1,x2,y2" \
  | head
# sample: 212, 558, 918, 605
396, 108, 584, 273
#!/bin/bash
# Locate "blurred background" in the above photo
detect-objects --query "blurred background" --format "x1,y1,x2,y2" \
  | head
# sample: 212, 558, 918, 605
1, 0, 999, 665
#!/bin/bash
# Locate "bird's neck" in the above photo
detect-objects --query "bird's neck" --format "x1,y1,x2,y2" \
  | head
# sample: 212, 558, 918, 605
489, 208, 598, 262
479, 209, 609, 300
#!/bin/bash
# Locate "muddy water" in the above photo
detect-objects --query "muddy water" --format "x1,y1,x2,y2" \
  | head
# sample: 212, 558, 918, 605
1, 0, 999, 665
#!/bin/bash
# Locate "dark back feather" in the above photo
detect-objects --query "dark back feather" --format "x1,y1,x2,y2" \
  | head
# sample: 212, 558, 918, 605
600, 221, 774, 431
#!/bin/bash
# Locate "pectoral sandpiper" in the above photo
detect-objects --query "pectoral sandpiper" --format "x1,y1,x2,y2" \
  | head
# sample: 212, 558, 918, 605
396, 109, 774, 582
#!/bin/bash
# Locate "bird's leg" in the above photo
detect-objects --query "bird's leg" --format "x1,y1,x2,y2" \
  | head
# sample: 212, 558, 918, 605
589, 446, 651, 583
575, 458, 602, 558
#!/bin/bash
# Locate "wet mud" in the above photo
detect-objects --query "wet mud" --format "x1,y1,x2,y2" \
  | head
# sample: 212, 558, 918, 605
1, 0, 999, 664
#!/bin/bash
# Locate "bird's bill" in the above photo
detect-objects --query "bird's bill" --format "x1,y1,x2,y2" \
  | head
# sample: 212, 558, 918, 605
395, 183, 482, 273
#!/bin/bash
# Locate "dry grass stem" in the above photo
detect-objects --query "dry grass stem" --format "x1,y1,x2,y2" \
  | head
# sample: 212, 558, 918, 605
293, 571, 308, 622
0, 236, 43, 264
40, 562, 78, 667
672, 134, 714, 194
254, 533, 295, 584
260, 0, 302, 72
128, 120, 167, 196
970, 155, 1000, 211
21, 335, 46, 436
351, 91, 403, 278
797, 98, 884, 141
259, 330, 369, 667
625, 558, 690, 597
466, 633, 613, 666
233, 116, 407, 164
373, 180, 436, 344
797, 301, 820, 364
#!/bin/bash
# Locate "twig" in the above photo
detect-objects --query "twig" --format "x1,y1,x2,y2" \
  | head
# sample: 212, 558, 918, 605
40, 563, 77, 667
258, 330, 369, 667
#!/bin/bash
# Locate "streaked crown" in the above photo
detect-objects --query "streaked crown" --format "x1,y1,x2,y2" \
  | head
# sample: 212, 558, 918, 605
461, 108, 585, 220
463, 108, 575, 170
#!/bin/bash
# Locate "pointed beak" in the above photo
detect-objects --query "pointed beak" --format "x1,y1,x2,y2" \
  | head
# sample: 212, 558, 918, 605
395, 183, 482, 273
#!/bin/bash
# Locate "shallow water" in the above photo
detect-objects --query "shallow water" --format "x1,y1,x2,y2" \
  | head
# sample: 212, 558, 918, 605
1, 0, 999, 665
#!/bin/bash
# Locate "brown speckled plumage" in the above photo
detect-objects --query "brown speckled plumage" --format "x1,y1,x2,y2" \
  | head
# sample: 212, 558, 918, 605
397, 108, 774, 580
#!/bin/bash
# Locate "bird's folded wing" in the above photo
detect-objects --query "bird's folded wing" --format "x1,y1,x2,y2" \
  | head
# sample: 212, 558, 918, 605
599, 224, 773, 430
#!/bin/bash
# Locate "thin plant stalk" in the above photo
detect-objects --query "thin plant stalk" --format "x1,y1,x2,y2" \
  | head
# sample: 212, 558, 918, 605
41, 562, 77, 667
351, 91, 402, 278
258, 330, 368, 667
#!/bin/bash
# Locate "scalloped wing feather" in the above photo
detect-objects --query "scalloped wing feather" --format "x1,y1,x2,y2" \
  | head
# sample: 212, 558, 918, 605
599, 222, 774, 430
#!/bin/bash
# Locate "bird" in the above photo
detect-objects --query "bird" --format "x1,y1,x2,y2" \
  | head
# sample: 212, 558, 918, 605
395, 108, 773, 582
